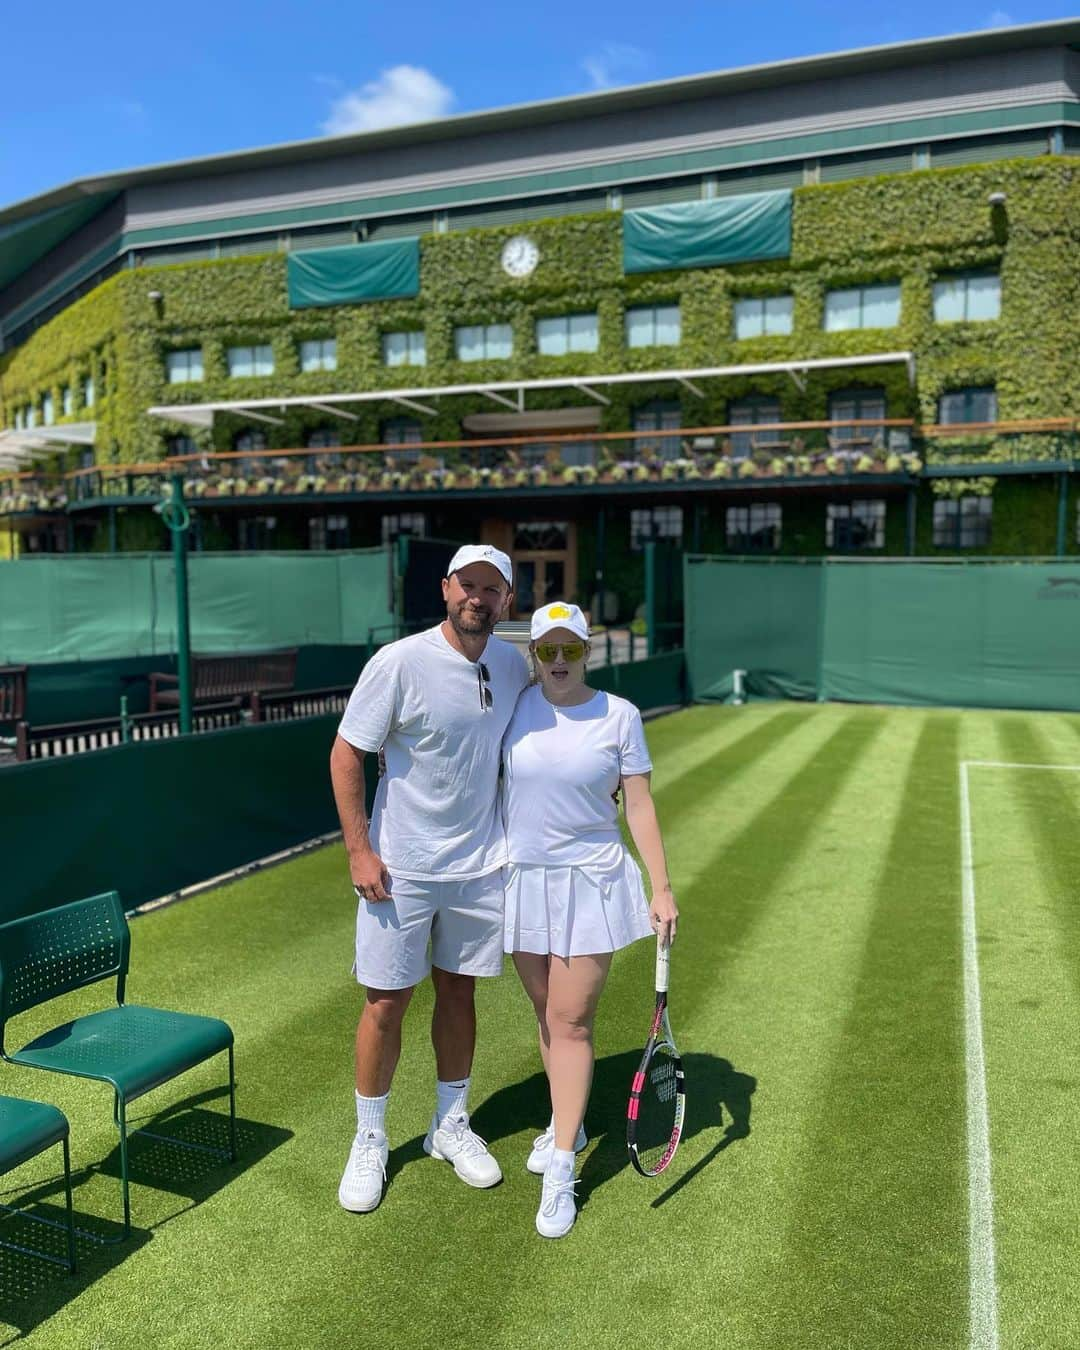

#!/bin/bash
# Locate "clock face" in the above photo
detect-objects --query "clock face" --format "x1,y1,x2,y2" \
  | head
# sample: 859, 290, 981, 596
501, 235, 539, 278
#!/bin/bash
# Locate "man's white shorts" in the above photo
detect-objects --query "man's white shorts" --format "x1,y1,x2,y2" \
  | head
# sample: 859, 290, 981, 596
353, 871, 505, 990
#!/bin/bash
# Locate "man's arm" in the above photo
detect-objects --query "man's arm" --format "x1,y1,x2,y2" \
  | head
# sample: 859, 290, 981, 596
329, 734, 391, 901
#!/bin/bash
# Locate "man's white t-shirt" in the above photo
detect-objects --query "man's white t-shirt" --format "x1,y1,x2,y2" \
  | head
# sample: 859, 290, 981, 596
338, 626, 529, 880
502, 686, 652, 869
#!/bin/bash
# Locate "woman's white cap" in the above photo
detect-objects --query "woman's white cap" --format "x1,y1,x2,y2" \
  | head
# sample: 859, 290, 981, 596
530, 601, 590, 641
446, 544, 513, 585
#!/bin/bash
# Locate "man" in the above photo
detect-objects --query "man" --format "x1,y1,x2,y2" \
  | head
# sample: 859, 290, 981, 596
330, 543, 529, 1212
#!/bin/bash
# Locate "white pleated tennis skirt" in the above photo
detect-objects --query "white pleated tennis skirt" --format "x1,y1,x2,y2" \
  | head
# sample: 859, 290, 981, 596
503, 852, 653, 958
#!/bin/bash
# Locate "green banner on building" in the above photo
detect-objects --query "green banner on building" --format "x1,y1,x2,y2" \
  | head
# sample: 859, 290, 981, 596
623, 190, 792, 274
286, 238, 420, 308
685, 556, 1080, 712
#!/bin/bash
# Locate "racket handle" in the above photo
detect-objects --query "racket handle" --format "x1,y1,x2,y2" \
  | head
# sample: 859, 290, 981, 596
655, 935, 671, 994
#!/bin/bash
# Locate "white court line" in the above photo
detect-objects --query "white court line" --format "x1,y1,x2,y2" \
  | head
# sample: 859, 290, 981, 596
959, 759, 1080, 1350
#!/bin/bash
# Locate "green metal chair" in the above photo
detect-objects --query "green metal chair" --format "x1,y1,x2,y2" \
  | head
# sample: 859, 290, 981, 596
0, 892, 236, 1240
0, 1094, 76, 1272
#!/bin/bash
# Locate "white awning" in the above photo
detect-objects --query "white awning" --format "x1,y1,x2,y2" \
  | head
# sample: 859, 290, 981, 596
0, 423, 97, 468
147, 353, 916, 427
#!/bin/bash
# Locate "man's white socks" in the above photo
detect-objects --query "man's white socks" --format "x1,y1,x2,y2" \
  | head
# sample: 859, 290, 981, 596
355, 1088, 389, 1135
435, 1076, 470, 1124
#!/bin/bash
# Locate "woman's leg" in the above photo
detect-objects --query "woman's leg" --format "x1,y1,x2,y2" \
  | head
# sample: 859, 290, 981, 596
545, 953, 613, 1152
512, 952, 552, 1079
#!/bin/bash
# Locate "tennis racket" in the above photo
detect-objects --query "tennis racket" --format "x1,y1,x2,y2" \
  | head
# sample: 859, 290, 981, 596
627, 936, 685, 1177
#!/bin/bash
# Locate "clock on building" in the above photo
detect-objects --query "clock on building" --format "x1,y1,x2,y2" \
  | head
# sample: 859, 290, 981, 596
501, 235, 539, 278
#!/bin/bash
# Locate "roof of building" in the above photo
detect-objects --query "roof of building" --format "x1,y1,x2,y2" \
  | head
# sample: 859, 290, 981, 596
1, 19, 1078, 305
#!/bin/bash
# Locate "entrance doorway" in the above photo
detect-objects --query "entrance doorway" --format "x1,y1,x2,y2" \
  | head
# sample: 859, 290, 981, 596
481, 519, 577, 618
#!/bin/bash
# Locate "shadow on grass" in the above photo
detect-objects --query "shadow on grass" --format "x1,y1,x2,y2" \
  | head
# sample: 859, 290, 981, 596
387, 1050, 755, 1203
0, 1086, 291, 1344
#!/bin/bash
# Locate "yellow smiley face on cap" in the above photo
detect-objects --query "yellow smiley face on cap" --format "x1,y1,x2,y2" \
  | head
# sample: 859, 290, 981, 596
548, 604, 571, 619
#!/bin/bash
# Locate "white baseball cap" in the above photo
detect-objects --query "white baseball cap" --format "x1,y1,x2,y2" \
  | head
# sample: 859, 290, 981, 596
530, 601, 590, 642
446, 544, 513, 586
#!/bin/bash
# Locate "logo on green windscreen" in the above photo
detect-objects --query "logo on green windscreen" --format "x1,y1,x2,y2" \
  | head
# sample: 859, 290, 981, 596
1036, 577, 1080, 600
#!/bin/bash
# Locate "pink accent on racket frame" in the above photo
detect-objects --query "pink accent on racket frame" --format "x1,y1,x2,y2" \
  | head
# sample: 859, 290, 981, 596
628, 1098, 639, 1121
631, 1071, 646, 1094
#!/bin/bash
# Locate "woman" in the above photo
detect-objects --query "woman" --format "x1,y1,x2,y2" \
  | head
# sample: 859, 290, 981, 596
501, 600, 679, 1238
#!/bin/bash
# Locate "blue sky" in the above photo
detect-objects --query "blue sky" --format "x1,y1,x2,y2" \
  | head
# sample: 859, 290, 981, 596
1, 0, 1075, 208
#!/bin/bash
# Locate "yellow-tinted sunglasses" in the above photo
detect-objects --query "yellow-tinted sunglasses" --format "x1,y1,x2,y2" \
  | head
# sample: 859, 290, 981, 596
535, 641, 586, 664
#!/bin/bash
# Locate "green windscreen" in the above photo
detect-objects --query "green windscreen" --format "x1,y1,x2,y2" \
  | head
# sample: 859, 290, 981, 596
685, 556, 1080, 712
685, 557, 822, 701
0, 549, 394, 663
623, 190, 792, 273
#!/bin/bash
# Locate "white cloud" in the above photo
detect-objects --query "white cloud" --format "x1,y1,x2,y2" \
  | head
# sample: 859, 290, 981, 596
320, 65, 454, 136
985, 9, 1015, 25
581, 43, 648, 91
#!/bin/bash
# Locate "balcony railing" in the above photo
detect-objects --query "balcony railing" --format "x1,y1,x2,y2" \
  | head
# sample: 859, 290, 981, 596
2, 419, 1076, 518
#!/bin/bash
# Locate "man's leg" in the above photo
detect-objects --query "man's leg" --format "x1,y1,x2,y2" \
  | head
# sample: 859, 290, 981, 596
356, 984, 415, 1094
430, 965, 476, 1083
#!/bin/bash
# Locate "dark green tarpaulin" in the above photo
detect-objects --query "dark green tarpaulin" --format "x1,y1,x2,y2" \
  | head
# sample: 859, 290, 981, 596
0, 550, 393, 664
286, 238, 420, 308
623, 190, 792, 274
685, 556, 1080, 712
685, 558, 821, 701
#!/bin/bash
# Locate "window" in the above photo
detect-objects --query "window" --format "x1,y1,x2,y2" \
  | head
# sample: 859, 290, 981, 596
13, 407, 24, 430
62, 386, 73, 417
828, 388, 887, 447
26, 406, 37, 429
227, 344, 274, 377
514, 522, 569, 551
826, 500, 886, 551
305, 427, 342, 449
238, 516, 278, 549
166, 434, 198, 457
382, 418, 424, 466
726, 503, 782, 552
630, 506, 684, 552
734, 295, 794, 339
728, 396, 783, 459
625, 304, 681, 348
82, 376, 95, 408
42, 394, 54, 426
166, 348, 204, 384
382, 331, 427, 366
233, 428, 268, 453
933, 272, 1001, 323
309, 515, 350, 550
454, 324, 513, 361
933, 497, 992, 548
824, 283, 901, 331
381, 513, 427, 542
536, 313, 599, 356
938, 387, 998, 425
299, 338, 337, 372
633, 401, 681, 460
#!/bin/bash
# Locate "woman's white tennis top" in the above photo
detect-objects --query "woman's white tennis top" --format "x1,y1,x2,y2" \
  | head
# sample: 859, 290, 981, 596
501, 685, 652, 869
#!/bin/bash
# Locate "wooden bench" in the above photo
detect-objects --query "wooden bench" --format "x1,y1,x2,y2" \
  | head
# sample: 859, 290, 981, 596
15, 700, 245, 762
149, 648, 298, 712
250, 685, 352, 723
0, 665, 27, 723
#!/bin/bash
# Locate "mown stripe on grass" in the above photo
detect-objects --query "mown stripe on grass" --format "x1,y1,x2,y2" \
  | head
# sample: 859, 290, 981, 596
976, 720, 1080, 1349
769, 714, 969, 1347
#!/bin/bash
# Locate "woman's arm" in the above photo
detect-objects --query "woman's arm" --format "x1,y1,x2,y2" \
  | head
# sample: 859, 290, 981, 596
622, 772, 679, 944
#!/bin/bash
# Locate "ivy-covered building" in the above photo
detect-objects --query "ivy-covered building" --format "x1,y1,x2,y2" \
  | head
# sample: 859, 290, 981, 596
1, 19, 1079, 615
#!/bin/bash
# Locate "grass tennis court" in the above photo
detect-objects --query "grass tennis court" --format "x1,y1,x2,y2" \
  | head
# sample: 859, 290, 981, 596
3, 700, 1079, 1349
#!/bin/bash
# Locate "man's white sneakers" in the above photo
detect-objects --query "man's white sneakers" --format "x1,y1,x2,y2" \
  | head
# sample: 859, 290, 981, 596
423, 1113, 502, 1187
338, 1128, 389, 1212
526, 1121, 588, 1175
536, 1168, 578, 1238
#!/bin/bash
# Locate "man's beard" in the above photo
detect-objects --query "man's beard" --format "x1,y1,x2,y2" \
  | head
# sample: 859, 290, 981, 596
447, 602, 497, 639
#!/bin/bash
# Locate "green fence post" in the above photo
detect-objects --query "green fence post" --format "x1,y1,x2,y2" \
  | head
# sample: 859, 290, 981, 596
1057, 472, 1068, 558
905, 485, 917, 557
595, 505, 606, 626
165, 474, 194, 735
644, 539, 657, 658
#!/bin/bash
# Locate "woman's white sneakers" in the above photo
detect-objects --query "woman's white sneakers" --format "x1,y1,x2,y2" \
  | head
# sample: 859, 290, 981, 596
423, 1113, 503, 1187
526, 1121, 588, 1174
338, 1129, 389, 1212
536, 1163, 578, 1238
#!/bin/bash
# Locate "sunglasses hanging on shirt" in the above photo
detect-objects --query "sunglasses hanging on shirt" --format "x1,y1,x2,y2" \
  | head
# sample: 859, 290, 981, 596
478, 662, 493, 711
